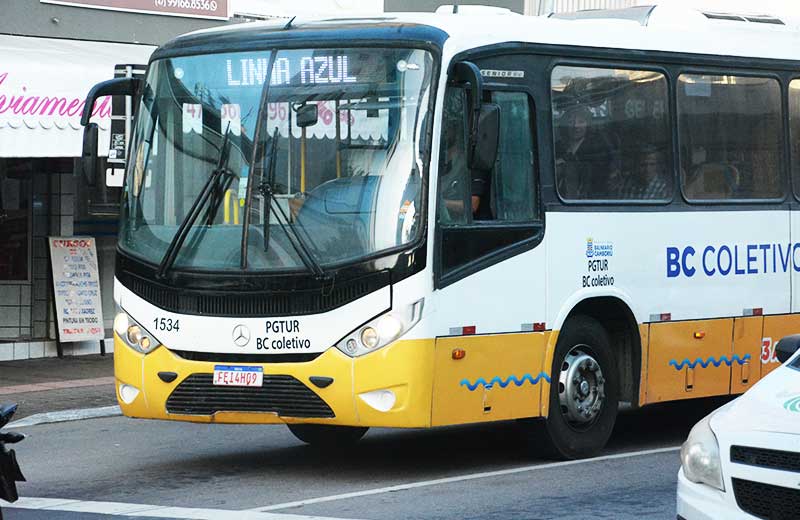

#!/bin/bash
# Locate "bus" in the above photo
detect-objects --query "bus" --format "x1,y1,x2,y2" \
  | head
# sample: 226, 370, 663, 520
80, 5, 800, 459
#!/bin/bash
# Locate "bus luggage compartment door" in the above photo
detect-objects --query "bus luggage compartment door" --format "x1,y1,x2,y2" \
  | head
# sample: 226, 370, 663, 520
430, 332, 548, 427
645, 318, 733, 403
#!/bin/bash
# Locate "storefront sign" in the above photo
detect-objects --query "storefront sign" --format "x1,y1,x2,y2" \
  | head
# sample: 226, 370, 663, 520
49, 237, 105, 343
0, 72, 112, 123
41, 0, 230, 20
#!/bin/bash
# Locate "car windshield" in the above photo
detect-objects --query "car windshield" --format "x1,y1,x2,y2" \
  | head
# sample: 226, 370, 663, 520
119, 47, 433, 272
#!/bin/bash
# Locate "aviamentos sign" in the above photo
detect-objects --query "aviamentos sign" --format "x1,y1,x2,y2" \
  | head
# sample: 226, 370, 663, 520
40, 0, 231, 20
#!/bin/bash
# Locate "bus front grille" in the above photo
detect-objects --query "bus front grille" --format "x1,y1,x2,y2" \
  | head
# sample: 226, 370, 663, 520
165, 374, 335, 418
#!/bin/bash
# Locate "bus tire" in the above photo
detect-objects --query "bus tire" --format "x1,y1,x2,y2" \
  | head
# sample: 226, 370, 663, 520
538, 315, 619, 460
287, 424, 368, 447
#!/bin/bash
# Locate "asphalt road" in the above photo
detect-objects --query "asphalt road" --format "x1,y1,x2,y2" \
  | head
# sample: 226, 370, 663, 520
1, 396, 731, 520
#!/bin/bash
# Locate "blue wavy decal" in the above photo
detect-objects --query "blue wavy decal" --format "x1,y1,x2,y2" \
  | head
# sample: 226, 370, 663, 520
784, 395, 800, 413
668, 354, 751, 371
460, 372, 551, 391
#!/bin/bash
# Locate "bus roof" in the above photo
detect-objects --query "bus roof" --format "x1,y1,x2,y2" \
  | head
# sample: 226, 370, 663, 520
156, 5, 800, 64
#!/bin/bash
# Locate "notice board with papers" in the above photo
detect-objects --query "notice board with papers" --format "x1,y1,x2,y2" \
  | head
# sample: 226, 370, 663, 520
48, 237, 105, 343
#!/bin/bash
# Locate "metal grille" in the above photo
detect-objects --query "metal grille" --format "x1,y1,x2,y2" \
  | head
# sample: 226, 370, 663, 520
166, 374, 334, 418
118, 270, 389, 317
172, 351, 321, 364
731, 445, 800, 473
732, 478, 800, 520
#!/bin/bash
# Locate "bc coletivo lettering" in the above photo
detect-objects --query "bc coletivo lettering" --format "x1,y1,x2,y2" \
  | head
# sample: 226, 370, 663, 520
255, 320, 311, 350
667, 243, 800, 278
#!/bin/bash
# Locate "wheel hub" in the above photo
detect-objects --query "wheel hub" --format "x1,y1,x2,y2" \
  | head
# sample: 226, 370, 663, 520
558, 347, 606, 426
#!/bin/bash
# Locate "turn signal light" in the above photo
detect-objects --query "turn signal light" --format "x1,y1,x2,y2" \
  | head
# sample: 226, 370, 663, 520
452, 348, 466, 360
694, 331, 706, 339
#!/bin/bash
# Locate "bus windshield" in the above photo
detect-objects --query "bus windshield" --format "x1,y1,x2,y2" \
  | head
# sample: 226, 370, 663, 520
120, 47, 433, 273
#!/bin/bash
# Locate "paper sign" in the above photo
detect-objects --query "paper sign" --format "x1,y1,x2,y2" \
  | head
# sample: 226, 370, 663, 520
182, 103, 203, 134
49, 237, 105, 343
221, 103, 242, 136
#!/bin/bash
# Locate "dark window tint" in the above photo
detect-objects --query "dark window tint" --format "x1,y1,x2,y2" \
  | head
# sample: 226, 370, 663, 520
552, 66, 671, 201
491, 91, 536, 221
0, 159, 31, 280
438, 87, 470, 226
678, 74, 783, 201
438, 89, 536, 225
791, 80, 800, 197
438, 87, 538, 274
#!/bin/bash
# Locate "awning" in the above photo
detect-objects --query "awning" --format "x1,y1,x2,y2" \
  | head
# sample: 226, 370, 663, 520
0, 35, 155, 158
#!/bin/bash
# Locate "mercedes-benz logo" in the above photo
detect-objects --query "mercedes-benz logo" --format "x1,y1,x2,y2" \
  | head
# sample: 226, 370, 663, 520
232, 324, 251, 347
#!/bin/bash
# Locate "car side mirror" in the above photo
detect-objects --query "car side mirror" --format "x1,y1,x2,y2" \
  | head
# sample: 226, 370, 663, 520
0, 403, 17, 429
776, 334, 800, 364
294, 103, 318, 128
469, 103, 500, 172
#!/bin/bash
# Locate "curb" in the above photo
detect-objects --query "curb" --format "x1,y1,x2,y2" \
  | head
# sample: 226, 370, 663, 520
6, 405, 122, 429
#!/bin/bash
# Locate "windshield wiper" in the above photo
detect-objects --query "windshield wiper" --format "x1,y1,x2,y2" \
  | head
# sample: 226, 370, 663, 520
156, 126, 233, 279
255, 129, 326, 279
261, 182, 326, 279
261, 128, 279, 253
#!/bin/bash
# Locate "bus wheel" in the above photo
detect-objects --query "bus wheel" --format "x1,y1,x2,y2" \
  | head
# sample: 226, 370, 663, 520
539, 315, 619, 460
287, 424, 368, 447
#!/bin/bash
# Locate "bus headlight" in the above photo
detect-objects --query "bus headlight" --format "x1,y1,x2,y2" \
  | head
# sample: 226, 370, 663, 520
681, 414, 724, 491
114, 310, 160, 355
336, 299, 423, 357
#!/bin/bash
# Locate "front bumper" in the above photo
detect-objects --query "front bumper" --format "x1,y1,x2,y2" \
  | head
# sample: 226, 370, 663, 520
114, 334, 435, 428
676, 468, 754, 520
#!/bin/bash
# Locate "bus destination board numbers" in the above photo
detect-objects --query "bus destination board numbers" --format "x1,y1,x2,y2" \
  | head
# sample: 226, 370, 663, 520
49, 237, 105, 343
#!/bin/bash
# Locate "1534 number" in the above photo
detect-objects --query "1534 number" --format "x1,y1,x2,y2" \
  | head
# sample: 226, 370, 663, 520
153, 317, 180, 332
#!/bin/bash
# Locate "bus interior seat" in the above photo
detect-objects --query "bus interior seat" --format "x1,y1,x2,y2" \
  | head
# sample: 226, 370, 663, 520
686, 162, 740, 199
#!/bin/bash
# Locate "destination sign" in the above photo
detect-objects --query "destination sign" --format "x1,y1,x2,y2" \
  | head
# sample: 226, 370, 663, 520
226, 55, 355, 87
224, 51, 392, 88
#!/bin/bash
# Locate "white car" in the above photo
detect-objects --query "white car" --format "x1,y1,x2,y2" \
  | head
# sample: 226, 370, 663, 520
677, 335, 800, 520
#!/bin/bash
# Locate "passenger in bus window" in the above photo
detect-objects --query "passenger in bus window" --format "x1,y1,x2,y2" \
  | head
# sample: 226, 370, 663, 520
555, 104, 619, 199
617, 146, 669, 199
439, 133, 486, 222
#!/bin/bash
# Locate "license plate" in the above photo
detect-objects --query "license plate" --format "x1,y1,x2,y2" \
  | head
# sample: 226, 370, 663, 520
212, 365, 263, 387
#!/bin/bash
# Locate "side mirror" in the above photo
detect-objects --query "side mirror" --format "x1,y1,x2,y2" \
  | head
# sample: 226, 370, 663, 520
776, 334, 800, 364
469, 103, 500, 171
294, 103, 318, 128
81, 123, 100, 187
0, 403, 17, 429
450, 61, 498, 171
80, 77, 142, 187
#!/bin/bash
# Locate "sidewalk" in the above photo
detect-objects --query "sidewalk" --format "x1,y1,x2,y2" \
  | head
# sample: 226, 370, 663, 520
0, 355, 117, 420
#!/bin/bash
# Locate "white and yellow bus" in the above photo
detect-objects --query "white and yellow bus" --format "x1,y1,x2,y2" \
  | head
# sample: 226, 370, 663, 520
81, 5, 800, 459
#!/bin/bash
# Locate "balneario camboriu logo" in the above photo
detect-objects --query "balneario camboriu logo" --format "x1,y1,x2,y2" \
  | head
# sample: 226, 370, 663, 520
586, 237, 613, 259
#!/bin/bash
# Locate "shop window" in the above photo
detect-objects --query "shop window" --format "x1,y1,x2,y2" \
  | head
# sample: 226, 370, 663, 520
551, 66, 672, 201
0, 159, 31, 281
678, 74, 783, 201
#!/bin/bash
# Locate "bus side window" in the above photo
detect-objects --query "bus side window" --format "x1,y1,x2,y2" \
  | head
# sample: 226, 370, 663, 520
678, 74, 783, 201
551, 66, 672, 202
437, 87, 539, 276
